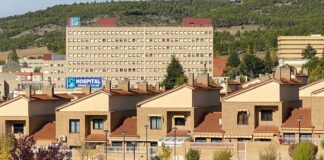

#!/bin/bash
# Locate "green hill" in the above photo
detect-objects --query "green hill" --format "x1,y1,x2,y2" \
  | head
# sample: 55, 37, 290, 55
0, 0, 323, 55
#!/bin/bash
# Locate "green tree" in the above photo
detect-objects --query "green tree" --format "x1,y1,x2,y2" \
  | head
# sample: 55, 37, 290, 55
186, 149, 200, 160
0, 134, 17, 160
227, 48, 241, 68
239, 53, 266, 79
162, 55, 185, 89
271, 48, 278, 67
33, 67, 42, 73
302, 44, 317, 59
259, 143, 277, 160
7, 49, 19, 62
213, 149, 233, 160
302, 57, 320, 73
263, 48, 273, 73
291, 141, 318, 160
157, 144, 172, 160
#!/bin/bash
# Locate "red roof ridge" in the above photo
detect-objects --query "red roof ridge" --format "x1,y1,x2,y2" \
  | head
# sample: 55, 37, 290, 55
33, 121, 56, 140
282, 108, 313, 128
194, 112, 223, 133
254, 125, 279, 133
110, 116, 138, 137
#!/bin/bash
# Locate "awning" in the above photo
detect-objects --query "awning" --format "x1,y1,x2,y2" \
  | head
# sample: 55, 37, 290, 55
193, 132, 223, 138
224, 133, 252, 139
158, 137, 191, 147
253, 133, 275, 139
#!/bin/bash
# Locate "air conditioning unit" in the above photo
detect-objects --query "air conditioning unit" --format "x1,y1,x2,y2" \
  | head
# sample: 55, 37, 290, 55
59, 135, 67, 142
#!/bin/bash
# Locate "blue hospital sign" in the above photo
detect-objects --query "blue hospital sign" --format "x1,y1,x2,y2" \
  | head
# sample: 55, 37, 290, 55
66, 77, 102, 89
69, 17, 81, 27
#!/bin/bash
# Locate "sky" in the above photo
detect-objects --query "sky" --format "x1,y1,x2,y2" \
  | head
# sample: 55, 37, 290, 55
0, 0, 108, 18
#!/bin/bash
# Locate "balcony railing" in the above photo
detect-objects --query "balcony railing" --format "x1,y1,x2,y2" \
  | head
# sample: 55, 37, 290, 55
104, 146, 157, 156
189, 142, 235, 149
279, 137, 320, 145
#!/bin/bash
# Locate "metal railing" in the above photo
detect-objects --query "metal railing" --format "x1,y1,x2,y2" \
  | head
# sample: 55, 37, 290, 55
279, 137, 320, 145
104, 146, 157, 155
189, 142, 235, 149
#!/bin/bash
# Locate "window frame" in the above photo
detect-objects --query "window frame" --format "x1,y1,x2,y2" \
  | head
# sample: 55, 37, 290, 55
237, 111, 248, 125
69, 119, 80, 133
261, 110, 273, 121
174, 117, 185, 126
13, 123, 24, 134
150, 116, 162, 130
92, 119, 104, 130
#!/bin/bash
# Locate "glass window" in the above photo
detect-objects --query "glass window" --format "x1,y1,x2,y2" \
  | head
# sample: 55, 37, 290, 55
13, 123, 24, 134
261, 110, 273, 121
150, 117, 161, 130
237, 111, 248, 125
195, 138, 207, 142
93, 119, 104, 130
174, 117, 185, 126
69, 119, 80, 133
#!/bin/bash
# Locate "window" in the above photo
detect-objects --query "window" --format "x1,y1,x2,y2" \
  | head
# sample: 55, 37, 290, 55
195, 138, 207, 142
13, 123, 24, 134
237, 111, 248, 125
69, 119, 80, 133
174, 117, 185, 126
150, 117, 161, 130
93, 119, 104, 130
261, 110, 273, 121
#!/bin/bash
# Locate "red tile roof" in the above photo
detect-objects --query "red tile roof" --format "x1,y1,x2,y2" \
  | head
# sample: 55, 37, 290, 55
33, 122, 56, 140
254, 125, 279, 133
110, 117, 138, 137
194, 112, 223, 133
192, 83, 223, 90
85, 134, 107, 142
167, 129, 191, 137
213, 58, 227, 77
282, 108, 313, 128
97, 18, 117, 27
182, 17, 212, 27
71, 93, 88, 99
296, 73, 309, 77
29, 93, 73, 100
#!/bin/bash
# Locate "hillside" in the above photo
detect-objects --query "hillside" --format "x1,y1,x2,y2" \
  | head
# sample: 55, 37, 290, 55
0, 0, 323, 56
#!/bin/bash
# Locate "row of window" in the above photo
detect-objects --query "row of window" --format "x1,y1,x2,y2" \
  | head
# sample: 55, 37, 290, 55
67, 45, 213, 51
68, 53, 213, 58
237, 110, 273, 125
68, 60, 212, 66
67, 67, 212, 73
68, 30, 213, 36
68, 38, 213, 43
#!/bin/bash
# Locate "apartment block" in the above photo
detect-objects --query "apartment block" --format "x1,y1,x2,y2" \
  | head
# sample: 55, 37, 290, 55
43, 53, 67, 89
278, 35, 324, 71
65, 18, 213, 87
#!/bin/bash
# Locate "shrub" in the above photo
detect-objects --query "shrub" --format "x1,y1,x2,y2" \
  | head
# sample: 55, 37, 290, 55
291, 141, 318, 160
186, 149, 200, 160
157, 143, 172, 160
213, 148, 233, 160
259, 143, 277, 160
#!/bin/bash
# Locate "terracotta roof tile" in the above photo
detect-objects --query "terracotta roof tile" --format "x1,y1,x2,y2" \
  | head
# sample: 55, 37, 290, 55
254, 125, 279, 133
193, 83, 223, 90
33, 122, 56, 140
110, 117, 138, 137
194, 112, 223, 133
85, 134, 107, 141
71, 93, 88, 99
296, 73, 309, 77
282, 108, 313, 128
167, 129, 191, 137
182, 17, 212, 27
30, 94, 73, 100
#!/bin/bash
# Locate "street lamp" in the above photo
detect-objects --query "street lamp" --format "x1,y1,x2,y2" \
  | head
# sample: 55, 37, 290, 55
297, 117, 302, 143
103, 130, 109, 160
131, 141, 136, 160
144, 125, 149, 160
172, 127, 177, 160
122, 132, 127, 160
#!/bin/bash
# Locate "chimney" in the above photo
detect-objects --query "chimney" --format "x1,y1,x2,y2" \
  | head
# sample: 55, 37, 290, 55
274, 65, 291, 80
155, 82, 160, 92
25, 86, 32, 98
118, 80, 129, 92
81, 86, 91, 95
196, 73, 209, 86
138, 81, 148, 92
105, 80, 111, 92
43, 85, 54, 97
187, 73, 194, 86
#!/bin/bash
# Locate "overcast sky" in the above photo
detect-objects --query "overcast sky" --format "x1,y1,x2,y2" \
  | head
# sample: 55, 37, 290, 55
0, 0, 108, 18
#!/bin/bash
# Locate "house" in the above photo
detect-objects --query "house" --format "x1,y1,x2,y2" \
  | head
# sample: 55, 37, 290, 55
0, 86, 73, 137
55, 80, 159, 147
222, 66, 303, 141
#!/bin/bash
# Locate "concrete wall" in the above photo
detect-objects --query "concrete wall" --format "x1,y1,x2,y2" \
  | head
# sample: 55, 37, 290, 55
192, 89, 220, 107
109, 94, 152, 111
311, 97, 324, 131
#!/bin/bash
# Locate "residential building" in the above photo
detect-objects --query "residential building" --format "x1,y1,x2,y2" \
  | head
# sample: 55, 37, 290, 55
0, 73, 18, 99
222, 66, 303, 141
213, 57, 227, 77
278, 35, 324, 71
19, 57, 44, 69
65, 17, 213, 87
0, 86, 73, 137
43, 53, 67, 89
55, 80, 159, 147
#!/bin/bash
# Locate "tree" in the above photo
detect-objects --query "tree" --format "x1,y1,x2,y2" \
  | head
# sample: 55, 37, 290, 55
12, 136, 35, 160
239, 53, 266, 79
36, 142, 66, 160
7, 49, 19, 62
302, 57, 319, 73
227, 48, 241, 68
213, 149, 233, 160
186, 149, 200, 160
157, 144, 171, 160
308, 57, 324, 83
162, 55, 185, 89
263, 48, 273, 73
290, 141, 318, 160
302, 44, 317, 59
271, 48, 278, 67
33, 67, 42, 73
0, 134, 17, 160
259, 143, 277, 160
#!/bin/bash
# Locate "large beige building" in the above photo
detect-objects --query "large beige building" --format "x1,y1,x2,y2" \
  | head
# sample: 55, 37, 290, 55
65, 19, 213, 87
278, 35, 324, 71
